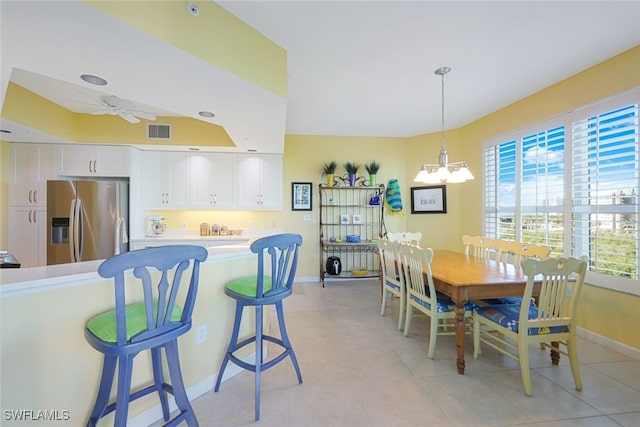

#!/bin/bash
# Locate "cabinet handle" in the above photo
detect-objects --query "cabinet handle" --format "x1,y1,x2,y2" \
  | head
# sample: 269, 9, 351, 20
88, 160, 92, 173
213, 194, 217, 204
33, 210, 37, 223
33, 190, 38, 204
28, 210, 32, 223
93, 160, 97, 173
28, 190, 33, 203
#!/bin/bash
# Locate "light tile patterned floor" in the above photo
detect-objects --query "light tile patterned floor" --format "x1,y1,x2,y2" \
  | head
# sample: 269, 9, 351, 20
157, 279, 640, 426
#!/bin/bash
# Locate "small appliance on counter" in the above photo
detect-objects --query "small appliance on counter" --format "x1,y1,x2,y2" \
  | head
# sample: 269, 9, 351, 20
146, 216, 167, 237
0, 251, 20, 268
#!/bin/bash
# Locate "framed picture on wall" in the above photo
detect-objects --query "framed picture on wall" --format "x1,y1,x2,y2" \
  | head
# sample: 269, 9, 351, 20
410, 185, 447, 214
291, 182, 312, 211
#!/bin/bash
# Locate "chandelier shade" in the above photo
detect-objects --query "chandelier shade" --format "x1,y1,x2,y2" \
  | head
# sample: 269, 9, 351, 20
414, 66, 474, 184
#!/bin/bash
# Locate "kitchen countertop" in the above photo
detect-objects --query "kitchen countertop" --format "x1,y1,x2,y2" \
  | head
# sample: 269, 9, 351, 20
0, 245, 252, 296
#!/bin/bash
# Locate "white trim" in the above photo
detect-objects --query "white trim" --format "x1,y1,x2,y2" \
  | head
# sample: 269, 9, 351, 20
577, 327, 640, 361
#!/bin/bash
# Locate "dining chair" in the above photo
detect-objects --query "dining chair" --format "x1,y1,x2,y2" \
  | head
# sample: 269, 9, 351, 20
473, 256, 588, 396
214, 233, 303, 421
463, 235, 499, 260
378, 238, 406, 330
84, 245, 208, 427
387, 231, 422, 246
400, 244, 476, 358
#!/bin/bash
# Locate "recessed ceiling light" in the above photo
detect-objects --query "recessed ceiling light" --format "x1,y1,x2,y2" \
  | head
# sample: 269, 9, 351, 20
80, 74, 108, 86
247, 149, 258, 152
0, 129, 13, 134
188, 147, 200, 151
198, 111, 215, 118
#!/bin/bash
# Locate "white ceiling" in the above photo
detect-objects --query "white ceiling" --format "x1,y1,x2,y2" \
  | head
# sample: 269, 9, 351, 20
1, 1, 639, 148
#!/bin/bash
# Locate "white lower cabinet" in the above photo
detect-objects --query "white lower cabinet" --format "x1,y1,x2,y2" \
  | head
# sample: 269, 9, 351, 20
190, 153, 236, 209
236, 154, 282, 210
8, 207, 47, 268
140, 151, 189, 210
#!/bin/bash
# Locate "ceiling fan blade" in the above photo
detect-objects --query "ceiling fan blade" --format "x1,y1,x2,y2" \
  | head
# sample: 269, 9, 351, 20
130, 110, 156, 121
90, 109, 115, 116
119, 112, 140, 124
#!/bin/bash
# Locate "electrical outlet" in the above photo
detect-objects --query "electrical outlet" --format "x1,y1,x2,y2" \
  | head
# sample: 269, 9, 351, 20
182, 222, 187, 229
196, 325, 207, 344
303, 214, 311, 221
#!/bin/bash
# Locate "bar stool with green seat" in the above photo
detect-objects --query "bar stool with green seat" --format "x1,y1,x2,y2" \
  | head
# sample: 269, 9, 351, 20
214, 233, 303, 421
84, 245, 208, 427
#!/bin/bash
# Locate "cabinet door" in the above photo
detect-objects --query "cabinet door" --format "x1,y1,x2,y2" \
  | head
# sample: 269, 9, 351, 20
190, 153, 236, 209
259, 154, 282, 210
140, 151, 189, 209
60, 145, 130, 177
8, 207, 46, 268
9, 144, 59, 206
236, 154, 282, 210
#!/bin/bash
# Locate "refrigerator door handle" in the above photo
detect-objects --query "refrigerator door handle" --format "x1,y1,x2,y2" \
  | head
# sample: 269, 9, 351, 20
75, 198, 84, 262
69, 198, 76, 262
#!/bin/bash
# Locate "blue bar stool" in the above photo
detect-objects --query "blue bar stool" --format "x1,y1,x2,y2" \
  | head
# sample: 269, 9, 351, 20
84, 245, 208, 427
214, 233, 303, 421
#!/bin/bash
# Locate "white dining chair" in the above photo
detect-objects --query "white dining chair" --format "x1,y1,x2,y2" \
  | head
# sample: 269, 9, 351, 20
378, 239, 406, 330
473, 256, 588, 396
399, 244, 476, 358
387, 232, 422, 246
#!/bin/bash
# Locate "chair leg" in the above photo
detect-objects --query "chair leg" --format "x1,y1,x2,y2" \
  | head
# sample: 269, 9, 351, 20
255, 304, 263, 421
86, 354, 117, 427
397, 292, 405, 331
274, 300, 303, 384
165, 340, 199, 427
215, 301, 245, 392
473, 317, 481, 359
427, 312, 438, 359
380, 288, 388, 316
150, 346, 170, 422
566, 337, 583, 391
403, 304, 413, 336
518, 338, 533, 396
115, 355, 135, 426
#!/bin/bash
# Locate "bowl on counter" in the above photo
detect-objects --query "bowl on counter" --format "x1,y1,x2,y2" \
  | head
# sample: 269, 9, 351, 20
346, 235, 361, 243
351, 267, 368, 276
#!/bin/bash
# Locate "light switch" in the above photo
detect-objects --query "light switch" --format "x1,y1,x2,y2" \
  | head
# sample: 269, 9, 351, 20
303, 214, 311, 221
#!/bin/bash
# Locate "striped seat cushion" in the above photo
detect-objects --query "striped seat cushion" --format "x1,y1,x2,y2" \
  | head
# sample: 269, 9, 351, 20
475, 305, 569, 335
409, 294, 477, 313
384, 279, 401, 291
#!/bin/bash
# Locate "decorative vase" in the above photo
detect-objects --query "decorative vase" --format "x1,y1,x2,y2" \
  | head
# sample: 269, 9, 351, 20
349, 174, 356, 187
326, 174, 334, 187
369, 174, 377, 187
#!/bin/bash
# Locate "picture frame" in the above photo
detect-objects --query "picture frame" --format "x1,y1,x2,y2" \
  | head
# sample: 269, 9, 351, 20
352, 214, 362, 224
340, 214, 350, 224
291, 182, 312, 211
410, 185, 447, 214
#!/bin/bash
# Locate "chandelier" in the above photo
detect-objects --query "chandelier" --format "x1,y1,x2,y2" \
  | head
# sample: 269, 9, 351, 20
414, 66, 474, 184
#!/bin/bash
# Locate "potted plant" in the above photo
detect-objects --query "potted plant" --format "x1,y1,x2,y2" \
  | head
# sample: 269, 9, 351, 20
343, 161, 360, 186
321, 161, 337, 186
365, 161, 380, 186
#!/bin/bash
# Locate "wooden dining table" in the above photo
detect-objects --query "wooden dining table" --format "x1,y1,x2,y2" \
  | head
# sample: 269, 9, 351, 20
430, 250, 541, 375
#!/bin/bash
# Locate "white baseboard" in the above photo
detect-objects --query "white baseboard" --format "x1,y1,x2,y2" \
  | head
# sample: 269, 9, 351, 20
577, 326, 640, 360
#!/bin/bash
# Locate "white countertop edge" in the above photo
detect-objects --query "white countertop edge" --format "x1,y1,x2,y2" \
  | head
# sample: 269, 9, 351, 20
0, 246, 253, 298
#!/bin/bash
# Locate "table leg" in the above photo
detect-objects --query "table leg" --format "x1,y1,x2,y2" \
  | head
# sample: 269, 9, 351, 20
454, 301, 466, 374
550, 341, 560, 365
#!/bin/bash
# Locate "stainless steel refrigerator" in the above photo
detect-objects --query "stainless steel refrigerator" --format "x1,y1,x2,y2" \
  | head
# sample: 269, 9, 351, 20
47, 180, 129, 265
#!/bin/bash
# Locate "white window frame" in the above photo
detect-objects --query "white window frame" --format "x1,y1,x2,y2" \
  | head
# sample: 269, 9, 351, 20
483, 88, 640, 296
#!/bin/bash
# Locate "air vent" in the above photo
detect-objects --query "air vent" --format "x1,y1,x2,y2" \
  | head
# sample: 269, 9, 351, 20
147, 123, 171, 140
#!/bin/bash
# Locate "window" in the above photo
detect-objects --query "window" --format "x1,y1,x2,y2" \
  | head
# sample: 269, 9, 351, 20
483, 90, 640, 295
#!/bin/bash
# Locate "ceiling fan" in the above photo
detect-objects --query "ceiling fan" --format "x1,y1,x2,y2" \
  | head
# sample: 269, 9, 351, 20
89, 95, 157, 124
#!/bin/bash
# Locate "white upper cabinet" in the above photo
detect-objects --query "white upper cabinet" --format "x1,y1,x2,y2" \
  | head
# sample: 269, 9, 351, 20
236, 154, 282, 210
9, 143, 60, 206
140, 151, 189, 210
190, 153, 236, 209
59, 144, 131, 177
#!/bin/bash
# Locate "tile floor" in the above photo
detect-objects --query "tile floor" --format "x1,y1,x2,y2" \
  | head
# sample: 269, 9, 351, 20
163, 279, 640, 426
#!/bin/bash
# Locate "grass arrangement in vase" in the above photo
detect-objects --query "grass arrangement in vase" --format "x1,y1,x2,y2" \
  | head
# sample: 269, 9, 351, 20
343, 162, 360, 186
322, 161, 337, 186
365, 161, 380, 186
